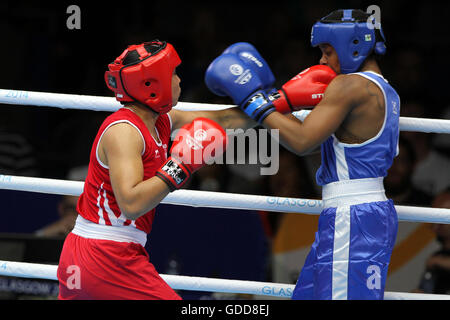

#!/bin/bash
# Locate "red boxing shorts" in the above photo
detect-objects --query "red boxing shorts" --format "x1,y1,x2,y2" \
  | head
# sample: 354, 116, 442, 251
57, 232, 181, 300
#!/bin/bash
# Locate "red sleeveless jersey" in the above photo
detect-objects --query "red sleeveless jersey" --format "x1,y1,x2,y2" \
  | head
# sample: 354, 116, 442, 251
77, 108, 171, 234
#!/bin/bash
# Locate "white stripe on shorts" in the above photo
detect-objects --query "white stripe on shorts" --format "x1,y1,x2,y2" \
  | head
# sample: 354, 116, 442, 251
332, 205, 351, 300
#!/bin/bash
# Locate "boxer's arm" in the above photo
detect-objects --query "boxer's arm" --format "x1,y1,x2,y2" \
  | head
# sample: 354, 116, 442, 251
100, 123, 170, 220
169, 107, 257, 131
262, 75, 360, 155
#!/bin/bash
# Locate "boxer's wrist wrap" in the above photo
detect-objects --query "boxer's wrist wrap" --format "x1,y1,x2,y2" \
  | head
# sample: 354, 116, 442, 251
155, 157, 192, 192
241, 91, 276, 123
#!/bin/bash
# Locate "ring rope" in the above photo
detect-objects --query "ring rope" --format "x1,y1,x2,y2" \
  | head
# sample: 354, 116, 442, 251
0, 260, 449, 300
1, 89, 450, 134
1, 174, 450, 224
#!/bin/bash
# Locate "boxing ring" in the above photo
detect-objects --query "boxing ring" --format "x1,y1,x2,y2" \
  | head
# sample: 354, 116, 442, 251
1, 88, 450, 300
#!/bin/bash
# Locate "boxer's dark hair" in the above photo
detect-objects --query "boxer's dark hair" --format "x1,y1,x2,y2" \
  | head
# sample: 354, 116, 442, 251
122, 42, 164, 66
319, 9, 371, 23
119, 41, 166, 106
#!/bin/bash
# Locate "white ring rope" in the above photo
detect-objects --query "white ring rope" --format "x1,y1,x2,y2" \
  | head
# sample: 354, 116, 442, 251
1, 89, 450, 134
0, 260, 449, 300
1, 174, 450, 224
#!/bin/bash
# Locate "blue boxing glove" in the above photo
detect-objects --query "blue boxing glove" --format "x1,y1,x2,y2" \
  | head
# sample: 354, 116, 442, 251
222, 42, 276, 92
205, 53, 276, 123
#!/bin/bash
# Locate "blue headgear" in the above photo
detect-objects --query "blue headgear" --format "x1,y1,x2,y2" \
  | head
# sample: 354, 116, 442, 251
311, 9, 386, 74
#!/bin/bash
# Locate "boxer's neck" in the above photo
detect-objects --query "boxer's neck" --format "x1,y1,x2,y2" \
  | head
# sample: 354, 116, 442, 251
360, 59, 382, 76
123, 103, 160, 142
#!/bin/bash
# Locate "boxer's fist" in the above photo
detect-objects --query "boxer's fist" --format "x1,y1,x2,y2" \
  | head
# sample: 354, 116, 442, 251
156, 118, 228, 191
205, 52, 266, 105
222, 42, 275, 90
205, 52, 276, 122
271, 65, 337, 113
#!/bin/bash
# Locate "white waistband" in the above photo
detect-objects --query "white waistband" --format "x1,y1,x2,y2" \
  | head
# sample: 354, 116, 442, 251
72, 215, 147, 247
322, 177, 387, 208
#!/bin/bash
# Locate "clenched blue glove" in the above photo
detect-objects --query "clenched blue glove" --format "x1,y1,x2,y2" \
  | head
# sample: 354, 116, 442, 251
205, 51, 275, 123
222, 42, 276, 92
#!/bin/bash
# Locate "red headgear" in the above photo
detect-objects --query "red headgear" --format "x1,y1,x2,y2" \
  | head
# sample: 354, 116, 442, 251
105, 40, 181, 114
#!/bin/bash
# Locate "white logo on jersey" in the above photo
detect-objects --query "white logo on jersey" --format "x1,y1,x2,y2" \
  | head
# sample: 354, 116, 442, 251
155, 149, 160, 158
392, 101, 398, 114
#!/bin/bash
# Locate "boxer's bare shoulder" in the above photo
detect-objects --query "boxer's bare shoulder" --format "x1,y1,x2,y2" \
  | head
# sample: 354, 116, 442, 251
332, 73, 386, 143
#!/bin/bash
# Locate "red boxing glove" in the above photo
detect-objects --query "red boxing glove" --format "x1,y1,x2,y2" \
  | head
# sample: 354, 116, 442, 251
156, 118, 228, 191
271, 65, 337, 113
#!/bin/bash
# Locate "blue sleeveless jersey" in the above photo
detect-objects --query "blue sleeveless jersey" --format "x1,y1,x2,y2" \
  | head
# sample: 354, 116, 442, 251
316, 71, 400, 186
293, 71, 401, 300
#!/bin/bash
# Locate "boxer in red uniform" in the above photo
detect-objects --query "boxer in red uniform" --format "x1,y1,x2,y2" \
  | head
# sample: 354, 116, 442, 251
57, 41, 240, 300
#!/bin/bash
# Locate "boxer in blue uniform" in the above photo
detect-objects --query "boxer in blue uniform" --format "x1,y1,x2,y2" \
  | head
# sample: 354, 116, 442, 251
205, 9, 399, 300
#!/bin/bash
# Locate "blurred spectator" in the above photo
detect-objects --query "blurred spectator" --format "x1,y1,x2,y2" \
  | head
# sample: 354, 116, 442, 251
34, 165, 87, 238
391, 49, 425, 97
401, 102, 450, 196
432, 105, 450, 157
415, 188, 450, 294
226, 131, 267, 195
263, 148, 320, 284
227, 164, 265, 195
191, 164, 229, 192
0, 107, 39, 177
0, 131, 39, 177
385, 137, 436, 292
42, 110, 104, 179
385, 137, 432, 206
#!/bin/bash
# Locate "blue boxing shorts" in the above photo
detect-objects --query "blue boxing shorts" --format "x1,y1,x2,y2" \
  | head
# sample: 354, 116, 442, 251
292, 178, 398, 300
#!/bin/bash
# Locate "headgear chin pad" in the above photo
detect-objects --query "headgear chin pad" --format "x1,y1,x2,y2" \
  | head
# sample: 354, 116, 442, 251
374, 41, 386, 56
